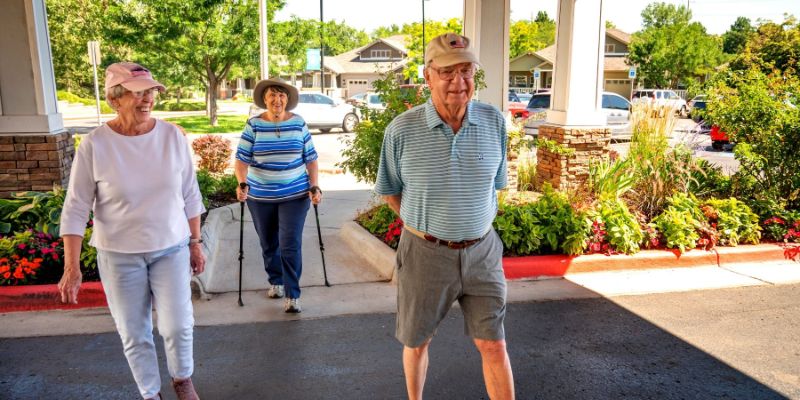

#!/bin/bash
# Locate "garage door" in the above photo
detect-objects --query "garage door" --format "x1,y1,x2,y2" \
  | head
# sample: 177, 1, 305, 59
347, 79, 371, 97
604, 79, 632, 99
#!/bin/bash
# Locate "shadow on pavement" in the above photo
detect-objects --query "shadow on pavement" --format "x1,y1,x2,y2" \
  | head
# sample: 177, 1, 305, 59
0, 287, 789, 400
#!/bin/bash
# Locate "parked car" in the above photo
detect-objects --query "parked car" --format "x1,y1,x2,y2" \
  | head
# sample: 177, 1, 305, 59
348, 92, 386, 111
250, 92, 359, 133
517, 92, 533, 103
631, 89, 689, 117
688, 95, 707, 122
710, 125, 731, 151
523, 91, 632, 136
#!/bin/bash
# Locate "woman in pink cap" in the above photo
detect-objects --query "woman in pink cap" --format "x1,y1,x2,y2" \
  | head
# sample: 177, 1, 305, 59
58, 62, 204, 400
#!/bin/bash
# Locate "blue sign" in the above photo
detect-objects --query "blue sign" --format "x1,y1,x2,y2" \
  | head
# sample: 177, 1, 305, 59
628, 67, 637, 79
533, 70, 541, 79
306, 48, 321, 71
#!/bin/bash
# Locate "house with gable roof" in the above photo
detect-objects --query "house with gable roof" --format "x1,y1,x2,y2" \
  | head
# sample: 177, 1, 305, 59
302, 34, 412, 98
509, 28, 634, 99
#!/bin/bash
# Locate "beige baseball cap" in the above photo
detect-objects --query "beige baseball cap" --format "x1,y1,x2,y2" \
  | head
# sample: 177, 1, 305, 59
424, 33, 480, 67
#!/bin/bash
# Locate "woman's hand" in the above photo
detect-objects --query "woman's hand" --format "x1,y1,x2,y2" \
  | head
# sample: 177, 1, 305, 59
190, 243, 205, 276
236, 182, 249, 202
58, 265, 82, 304
309, 186, 322, 205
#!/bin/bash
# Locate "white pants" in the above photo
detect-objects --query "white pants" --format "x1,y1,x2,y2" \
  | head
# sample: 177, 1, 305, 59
97, 240, 194, 399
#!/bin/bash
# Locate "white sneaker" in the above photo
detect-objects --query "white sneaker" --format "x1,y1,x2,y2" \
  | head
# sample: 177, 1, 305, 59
284, 298, 301, 313
267, 285, 284, 299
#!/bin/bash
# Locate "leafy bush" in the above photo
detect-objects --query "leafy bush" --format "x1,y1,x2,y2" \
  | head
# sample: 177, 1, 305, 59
356, 203, 398, 237
0, 229, 96, 286
196, 169, 237, 208
516, 148, 536, 192
706, 68, 800, 209
651, 193, 705, 253
0, 188, 65, 236
588, 199, 643, 254
338, 74, 429, 184
702, 198, 761, 246
57, 90, 114, 113
689, 159, 731, 199
191, 135, 232, 173
494, 184, 589, 255
762, 210, 800, 243
154, 101, 205, 112
588, 157, 634, 201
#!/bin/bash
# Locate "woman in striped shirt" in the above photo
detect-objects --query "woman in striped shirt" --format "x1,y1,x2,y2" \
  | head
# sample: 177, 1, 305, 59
234, 78, 322, 313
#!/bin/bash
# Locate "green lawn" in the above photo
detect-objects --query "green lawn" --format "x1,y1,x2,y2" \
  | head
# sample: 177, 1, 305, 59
165, 115, 247, 134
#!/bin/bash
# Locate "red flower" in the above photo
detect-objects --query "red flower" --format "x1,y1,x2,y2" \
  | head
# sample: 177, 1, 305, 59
17, 243, 26, 250
51, 253, 59, 261
13, 268, 24, 279
3, 272, 10, 279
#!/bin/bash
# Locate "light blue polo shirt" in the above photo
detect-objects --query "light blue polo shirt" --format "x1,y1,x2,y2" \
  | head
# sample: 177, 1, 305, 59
375, 100, 507, 242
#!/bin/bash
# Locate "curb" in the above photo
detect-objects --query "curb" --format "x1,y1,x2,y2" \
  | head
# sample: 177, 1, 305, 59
339, 221, 396, 281
0, 281, 106, 313
340, 222, 795, 281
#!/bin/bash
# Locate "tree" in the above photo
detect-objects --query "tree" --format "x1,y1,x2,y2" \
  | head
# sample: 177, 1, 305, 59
399, 18, 463, 82
627, 2, 724, 88
722, 17, 754, 55
108, 0, 285, 126
509, 18, 556, 59
729, 16, 800, 75
46, 0, 133, 97
372, 24, 402, 39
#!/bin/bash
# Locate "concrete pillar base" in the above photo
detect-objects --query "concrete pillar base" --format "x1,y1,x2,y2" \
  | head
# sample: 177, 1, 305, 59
0, 132, 74, 197
535, 124, 610, 191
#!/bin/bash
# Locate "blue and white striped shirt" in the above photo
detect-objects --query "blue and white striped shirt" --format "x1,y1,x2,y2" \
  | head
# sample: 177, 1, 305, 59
375, 100, 507, 241
236, 114, 318, 202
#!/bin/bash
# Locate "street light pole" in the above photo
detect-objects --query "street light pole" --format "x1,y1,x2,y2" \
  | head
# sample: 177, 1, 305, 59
320, 0, 325, 94
259, 0, 268, 80
422, 0, 426, 64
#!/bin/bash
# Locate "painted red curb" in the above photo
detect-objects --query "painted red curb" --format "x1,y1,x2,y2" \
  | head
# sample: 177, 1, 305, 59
0, 281, 107, 313
502, 243, 793, 280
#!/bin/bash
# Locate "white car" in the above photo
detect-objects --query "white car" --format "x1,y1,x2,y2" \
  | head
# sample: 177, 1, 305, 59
523, 91, 632, 136
250, 92, 359, 133
631, 89, 689, 117
348, 92, 386, 111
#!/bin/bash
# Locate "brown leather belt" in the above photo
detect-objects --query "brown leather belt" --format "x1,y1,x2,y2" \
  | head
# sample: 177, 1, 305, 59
405, 226, 488, 250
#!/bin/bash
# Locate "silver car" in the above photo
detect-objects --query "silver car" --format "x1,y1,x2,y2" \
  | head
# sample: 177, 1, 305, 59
523, 91, 632, 136
250, 92, 359, 133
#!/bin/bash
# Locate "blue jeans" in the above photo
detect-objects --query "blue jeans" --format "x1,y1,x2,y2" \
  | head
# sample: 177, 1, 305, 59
247, 196, 310, 299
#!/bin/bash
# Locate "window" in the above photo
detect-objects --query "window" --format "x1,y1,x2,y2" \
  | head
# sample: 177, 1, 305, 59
527, 94, 551, 109
513, 75, 527, 86
602, 94, 630, 110
605, 44, 616, 53
313, 94, 334, 105
299, 94, 314, 104
370, 49, 390, 59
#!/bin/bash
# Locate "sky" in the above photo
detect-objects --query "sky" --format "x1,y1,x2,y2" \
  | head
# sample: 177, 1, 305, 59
274, 0, 800, 36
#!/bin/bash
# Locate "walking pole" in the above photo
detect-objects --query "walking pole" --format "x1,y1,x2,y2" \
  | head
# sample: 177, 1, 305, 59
237, 183, 246, 306
311, 187, 330, 287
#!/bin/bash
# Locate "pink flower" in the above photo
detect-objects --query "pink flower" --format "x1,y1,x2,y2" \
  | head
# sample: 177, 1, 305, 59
17, 244, 26, 250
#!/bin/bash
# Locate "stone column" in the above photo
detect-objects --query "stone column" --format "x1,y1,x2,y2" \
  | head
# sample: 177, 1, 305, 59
462, 0, 510, 112
0, 0, 72, 198
536, 0, 610, 191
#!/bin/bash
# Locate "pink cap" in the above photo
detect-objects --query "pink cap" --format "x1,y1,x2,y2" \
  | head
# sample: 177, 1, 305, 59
104, 62, 166, 97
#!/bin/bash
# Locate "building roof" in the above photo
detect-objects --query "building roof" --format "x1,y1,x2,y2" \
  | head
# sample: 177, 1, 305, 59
606, 28, 632, 45
324, 35, 410, 75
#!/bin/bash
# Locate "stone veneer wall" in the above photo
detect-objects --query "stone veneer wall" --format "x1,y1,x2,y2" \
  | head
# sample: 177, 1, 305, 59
535, 124, 610, 191
0, 132, 74, 198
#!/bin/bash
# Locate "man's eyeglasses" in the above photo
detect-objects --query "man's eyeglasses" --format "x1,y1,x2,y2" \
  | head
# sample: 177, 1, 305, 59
429, 65, 476, 81
127, 88, 159, 98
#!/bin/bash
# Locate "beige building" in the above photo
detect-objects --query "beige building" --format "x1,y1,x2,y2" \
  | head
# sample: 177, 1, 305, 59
509, 28, 633, 99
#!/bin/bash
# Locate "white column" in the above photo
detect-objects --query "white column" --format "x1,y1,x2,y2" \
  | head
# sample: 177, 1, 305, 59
462, 0, 510, 112
546, 0, 606, 127
0, 0, 64, 135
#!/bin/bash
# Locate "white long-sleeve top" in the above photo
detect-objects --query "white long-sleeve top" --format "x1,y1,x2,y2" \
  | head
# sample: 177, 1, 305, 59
60, 120, 206, 253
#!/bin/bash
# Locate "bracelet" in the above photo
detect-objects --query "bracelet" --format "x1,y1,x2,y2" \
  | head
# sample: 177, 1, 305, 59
239, 182, 249, 189
189, 238, 203, 245
309, 185, 322, 195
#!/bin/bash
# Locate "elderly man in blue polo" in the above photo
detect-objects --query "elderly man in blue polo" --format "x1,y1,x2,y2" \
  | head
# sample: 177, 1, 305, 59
375, 33, 515, 399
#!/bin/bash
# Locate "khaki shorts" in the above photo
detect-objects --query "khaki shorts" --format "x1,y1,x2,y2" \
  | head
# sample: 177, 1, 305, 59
395, 228, 507, 348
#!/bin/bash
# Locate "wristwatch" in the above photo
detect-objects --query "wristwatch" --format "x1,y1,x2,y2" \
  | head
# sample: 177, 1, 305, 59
189, 238, 203, 245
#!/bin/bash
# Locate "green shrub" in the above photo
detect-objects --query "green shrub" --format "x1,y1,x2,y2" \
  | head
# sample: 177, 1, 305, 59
338, 74, 430, 184
588, 157, 634, 201
706, 68, 800, 209
154, 101, 206, 112
589, 199, 643, 254
689, 159, 731, 199
356, 203, 397, 237
494, 184, 589, 256
191, 135, 232, 173
57, 90, 114, 113
702, 198, 761, 246
0, 188, 65, 236
651, 193, 705, 253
